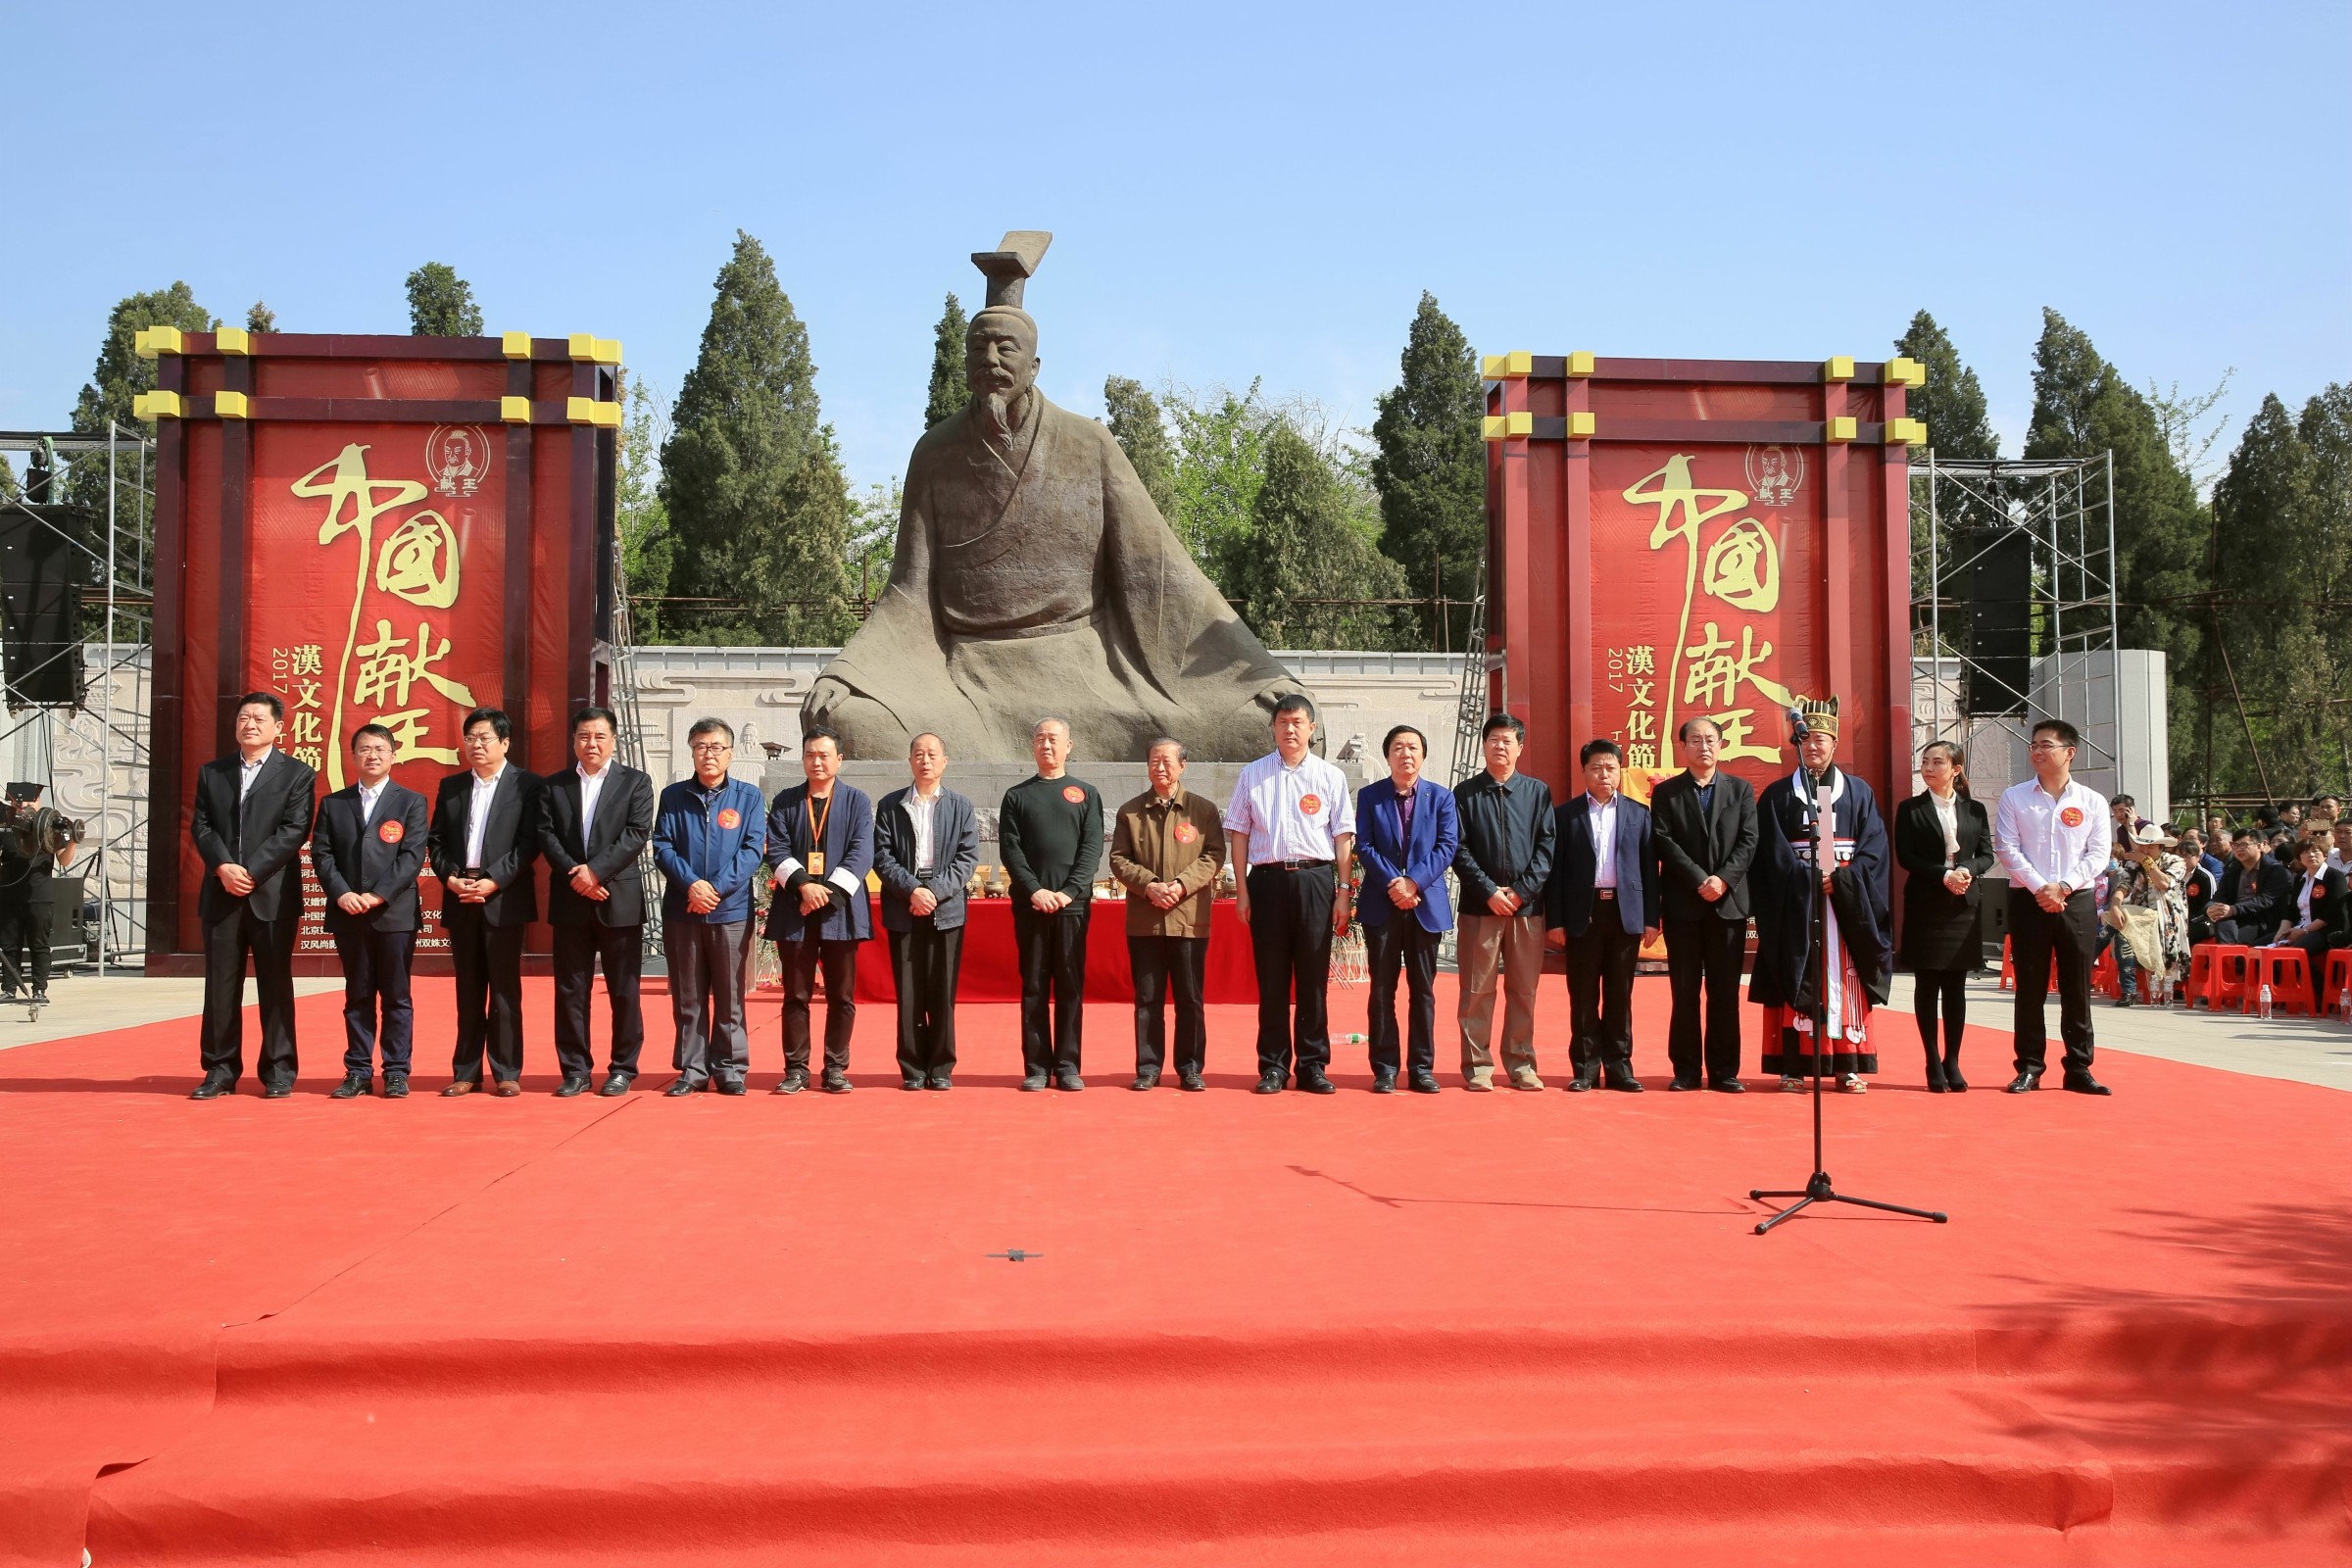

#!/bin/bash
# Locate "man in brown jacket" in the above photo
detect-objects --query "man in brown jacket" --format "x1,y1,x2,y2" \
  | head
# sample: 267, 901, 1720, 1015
1107, 738, 1227, 1092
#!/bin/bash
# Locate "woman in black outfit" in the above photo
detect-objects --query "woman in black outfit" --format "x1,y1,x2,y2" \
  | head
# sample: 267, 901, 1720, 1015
1894, 741, 1994, 1092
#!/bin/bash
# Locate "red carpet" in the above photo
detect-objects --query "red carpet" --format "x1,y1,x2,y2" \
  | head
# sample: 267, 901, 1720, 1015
2, 972, 2348, 1565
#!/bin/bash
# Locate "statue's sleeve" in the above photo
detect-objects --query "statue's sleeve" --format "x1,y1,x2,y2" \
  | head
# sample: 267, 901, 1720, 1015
816, 465, 947, 705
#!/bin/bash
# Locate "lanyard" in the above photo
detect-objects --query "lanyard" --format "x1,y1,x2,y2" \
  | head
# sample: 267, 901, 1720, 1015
805, 789, 833, 856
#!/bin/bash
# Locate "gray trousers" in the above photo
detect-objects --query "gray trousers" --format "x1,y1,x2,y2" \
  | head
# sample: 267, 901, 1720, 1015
666, 916, 754, 1085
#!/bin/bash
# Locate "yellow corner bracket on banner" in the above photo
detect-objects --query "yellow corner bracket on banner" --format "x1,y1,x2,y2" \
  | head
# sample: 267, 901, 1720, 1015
500, 396, 533, 423
565, 397, 622, 427
213, 391, 249, 419
134, 325, 184, 360
1826, 416, 1858, 442
567, 334, 624, 366
131, 390, 182, 419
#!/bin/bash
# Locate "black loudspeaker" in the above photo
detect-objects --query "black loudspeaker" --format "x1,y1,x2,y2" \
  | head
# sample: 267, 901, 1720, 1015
0, 505, 86, 709
1965, 526, 2031, 715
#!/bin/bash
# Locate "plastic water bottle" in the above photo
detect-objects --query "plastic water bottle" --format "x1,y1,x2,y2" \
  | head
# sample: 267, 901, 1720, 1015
1344, 1033, 1367, 1045
2258, 982, 2274, 1020
2337, 983, 2349, 1023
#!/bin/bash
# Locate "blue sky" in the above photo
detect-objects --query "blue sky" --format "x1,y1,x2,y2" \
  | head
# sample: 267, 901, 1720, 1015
4, 2, 2344, 492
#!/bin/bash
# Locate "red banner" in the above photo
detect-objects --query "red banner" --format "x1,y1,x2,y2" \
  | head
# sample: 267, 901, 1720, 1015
248, 422, 509, 955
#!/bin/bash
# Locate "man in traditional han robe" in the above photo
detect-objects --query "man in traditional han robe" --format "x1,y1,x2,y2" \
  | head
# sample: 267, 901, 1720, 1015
1749, 696, 1893, 1093
806, 232, 1304, 760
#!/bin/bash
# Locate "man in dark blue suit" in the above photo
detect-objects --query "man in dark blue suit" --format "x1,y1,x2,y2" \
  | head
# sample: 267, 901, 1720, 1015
763, 724, 875, 1094
1353, 725, 1459, 1095
310, 723, 429, 1099
1545, 738, 1660, 1093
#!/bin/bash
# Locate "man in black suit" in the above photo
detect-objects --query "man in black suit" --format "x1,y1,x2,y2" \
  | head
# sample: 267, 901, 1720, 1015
310, 722, 429, 1098
1648, 716, 1759, 1093
428, 708, 541, 1097
2206, 828, 2295, 947
872, 732, 981, 1091
537, 705, 656, 1097
189, 692, 318, 1099
1544, 738, 1660, 1093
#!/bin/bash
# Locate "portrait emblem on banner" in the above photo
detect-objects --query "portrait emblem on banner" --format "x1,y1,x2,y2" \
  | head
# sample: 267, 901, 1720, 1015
426, 424, 489, 498
1744, 444, 1802, 509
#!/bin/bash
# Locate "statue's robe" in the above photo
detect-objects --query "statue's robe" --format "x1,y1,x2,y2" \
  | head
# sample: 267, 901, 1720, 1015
1750, 763, 1892, 1076
809, 392, 1302, 761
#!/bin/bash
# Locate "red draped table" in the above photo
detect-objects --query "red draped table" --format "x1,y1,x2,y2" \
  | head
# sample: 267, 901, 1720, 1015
850, 897, 1259, 1004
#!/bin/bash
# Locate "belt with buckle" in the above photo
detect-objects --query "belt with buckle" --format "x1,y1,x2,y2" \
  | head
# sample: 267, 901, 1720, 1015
1594, 887, 1617, 901
1261, 858, 1333, 871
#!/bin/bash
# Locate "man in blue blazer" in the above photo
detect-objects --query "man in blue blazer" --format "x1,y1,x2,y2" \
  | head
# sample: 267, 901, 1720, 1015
872, 732, 981, 1091
1545, 738, 1661, 1093
763, 724, 875, 1094
309, 723, 429, 1099
1354, 725, 1460, 1095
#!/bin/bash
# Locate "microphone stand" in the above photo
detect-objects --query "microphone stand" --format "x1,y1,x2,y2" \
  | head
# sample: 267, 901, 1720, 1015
1751, 753, 1947, 1236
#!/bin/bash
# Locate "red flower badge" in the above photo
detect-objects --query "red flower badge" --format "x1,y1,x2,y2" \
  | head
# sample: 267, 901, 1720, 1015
1062, 785, 1087, 805
2059, 807, 2085, 828
716, 808, 741, 830
377, 819, 405, 844
1174, 822, 1199, 844
1300, 795, 1323, 816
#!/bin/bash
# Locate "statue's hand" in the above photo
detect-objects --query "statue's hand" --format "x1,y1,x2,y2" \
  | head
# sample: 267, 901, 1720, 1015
806, 677, 851, 720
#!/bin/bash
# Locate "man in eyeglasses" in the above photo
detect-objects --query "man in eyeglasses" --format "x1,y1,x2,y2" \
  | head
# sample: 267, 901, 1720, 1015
1991, 717, 2113, 1095
1647, 715, 1760, 1092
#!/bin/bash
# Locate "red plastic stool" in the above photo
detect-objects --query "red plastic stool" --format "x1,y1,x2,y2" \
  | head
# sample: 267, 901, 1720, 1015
2198, 945, 2254, 1011
2326, 949, 2352, 1018
1999, 935, 2061, 995
2247, 947, 2314, 1015
2185, 944, 2220, 1006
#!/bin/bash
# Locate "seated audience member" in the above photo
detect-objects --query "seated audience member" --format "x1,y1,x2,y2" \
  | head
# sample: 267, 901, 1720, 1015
2328, 819, 2352, 876
2276, 838, 2352, 980
2207, 830, 2293, 947
2106, 825, 2187, 1005
2181, 839, 2222, 947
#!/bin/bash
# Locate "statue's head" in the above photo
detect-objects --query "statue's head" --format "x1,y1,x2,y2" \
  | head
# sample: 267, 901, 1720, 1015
966, 307, 1041, 428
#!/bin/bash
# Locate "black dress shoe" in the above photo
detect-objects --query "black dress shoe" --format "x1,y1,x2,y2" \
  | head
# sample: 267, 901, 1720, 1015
262, 1082, 294, 1099
1298, 1067, 1336, 1095
1667, 1076, 1701, 1092
715, 1079, 747, 1096
902, 1077, 926, 1092
189, 1072, 236, 1100
555, 1075, 591, 1098
599, 1072, 634, 1097
822, 1070, 855, 1094
1020, 1072, 1051, 1093
1054, 1072, 1085, 1092
330, 1072, 372, 1100
1130, 1073, 1157, 1092
665, 1077, 699, 1097
1370, 1068, 1396, 1095
1253, 1072, 1285, 1095
2062, 1072, 2112, 1096
383, 1076, 410, 1099
1569, 1067, 1599, 1092
1603, 1066, 1644, 1093
2005, 1069, 2042, 1094
1407, 1069, 1442, 1095
1178, 1069, 1204, 1093
927, 1073, 953, 1091
1709, 1078, 1746, 1094
775, 1068, 809, 1095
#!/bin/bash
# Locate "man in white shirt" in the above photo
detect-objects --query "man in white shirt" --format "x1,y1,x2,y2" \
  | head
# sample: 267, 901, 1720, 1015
1227, 694, 1356, 1095
1991, 717, 2113, 1095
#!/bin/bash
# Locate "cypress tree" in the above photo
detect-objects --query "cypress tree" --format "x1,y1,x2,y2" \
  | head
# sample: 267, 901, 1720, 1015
923, 293, 970, 428
1894, 311, 1997, 461
660, 230, 852, 646
1102, 374, 1180, 520
1238, 423, 1411, 651
405, 262, 483, 335
245, 301, 277, 334
1370, 292, 1485, 647
2025, 309, 2208, 775
68, 282, 218, 525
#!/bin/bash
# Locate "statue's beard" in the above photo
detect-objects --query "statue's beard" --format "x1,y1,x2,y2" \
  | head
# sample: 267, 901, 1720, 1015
981, 386, 1028, 442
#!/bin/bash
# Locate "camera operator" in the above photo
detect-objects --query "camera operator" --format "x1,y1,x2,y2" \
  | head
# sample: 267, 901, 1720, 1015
0, 783, 75, 1005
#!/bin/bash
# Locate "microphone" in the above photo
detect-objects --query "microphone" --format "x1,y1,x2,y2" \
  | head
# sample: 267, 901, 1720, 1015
1786, 706, 1810, 743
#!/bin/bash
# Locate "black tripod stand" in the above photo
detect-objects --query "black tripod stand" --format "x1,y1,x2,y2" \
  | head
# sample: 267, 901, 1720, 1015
1750, 764, 1946, 1237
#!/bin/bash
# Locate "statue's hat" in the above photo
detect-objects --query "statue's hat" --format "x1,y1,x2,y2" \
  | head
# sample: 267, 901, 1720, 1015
970, 230, 1053, 310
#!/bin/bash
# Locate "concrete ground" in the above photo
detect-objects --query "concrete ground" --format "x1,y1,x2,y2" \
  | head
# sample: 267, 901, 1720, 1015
0, 970, 342, 1052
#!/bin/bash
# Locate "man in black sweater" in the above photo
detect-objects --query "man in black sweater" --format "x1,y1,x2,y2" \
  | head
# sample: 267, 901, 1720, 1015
2207, 828, 2295, 947
999, 716, 1102, 1091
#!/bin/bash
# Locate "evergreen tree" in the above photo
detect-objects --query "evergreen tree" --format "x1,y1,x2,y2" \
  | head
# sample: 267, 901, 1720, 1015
1895, 311, 1999, 619
1163, 380, 1273, 594
1894, 311, 1997, 461
1370, 292, 1485, 647
245, 300, 277, 334
614, 373, 675, 642
2024, 309, 2208, 776
923, 293, 970, 428
659, 230, 853, 646
1102, 374, 1179, 520
1235, 423, 1412, 651
67, 282, 218, 527
405, 262, 483, 336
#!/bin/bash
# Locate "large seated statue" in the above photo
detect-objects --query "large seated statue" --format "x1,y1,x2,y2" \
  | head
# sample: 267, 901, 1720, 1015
805, 232, 1308, 760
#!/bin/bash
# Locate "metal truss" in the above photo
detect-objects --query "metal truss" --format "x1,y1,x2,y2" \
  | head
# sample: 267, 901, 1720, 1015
0, 424, 156, 972
1915, 451, 2120, 770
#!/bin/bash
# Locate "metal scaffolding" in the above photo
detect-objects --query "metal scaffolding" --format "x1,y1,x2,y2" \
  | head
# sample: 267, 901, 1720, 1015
0, 423, 157, 972
1915, 451, 2119, 770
